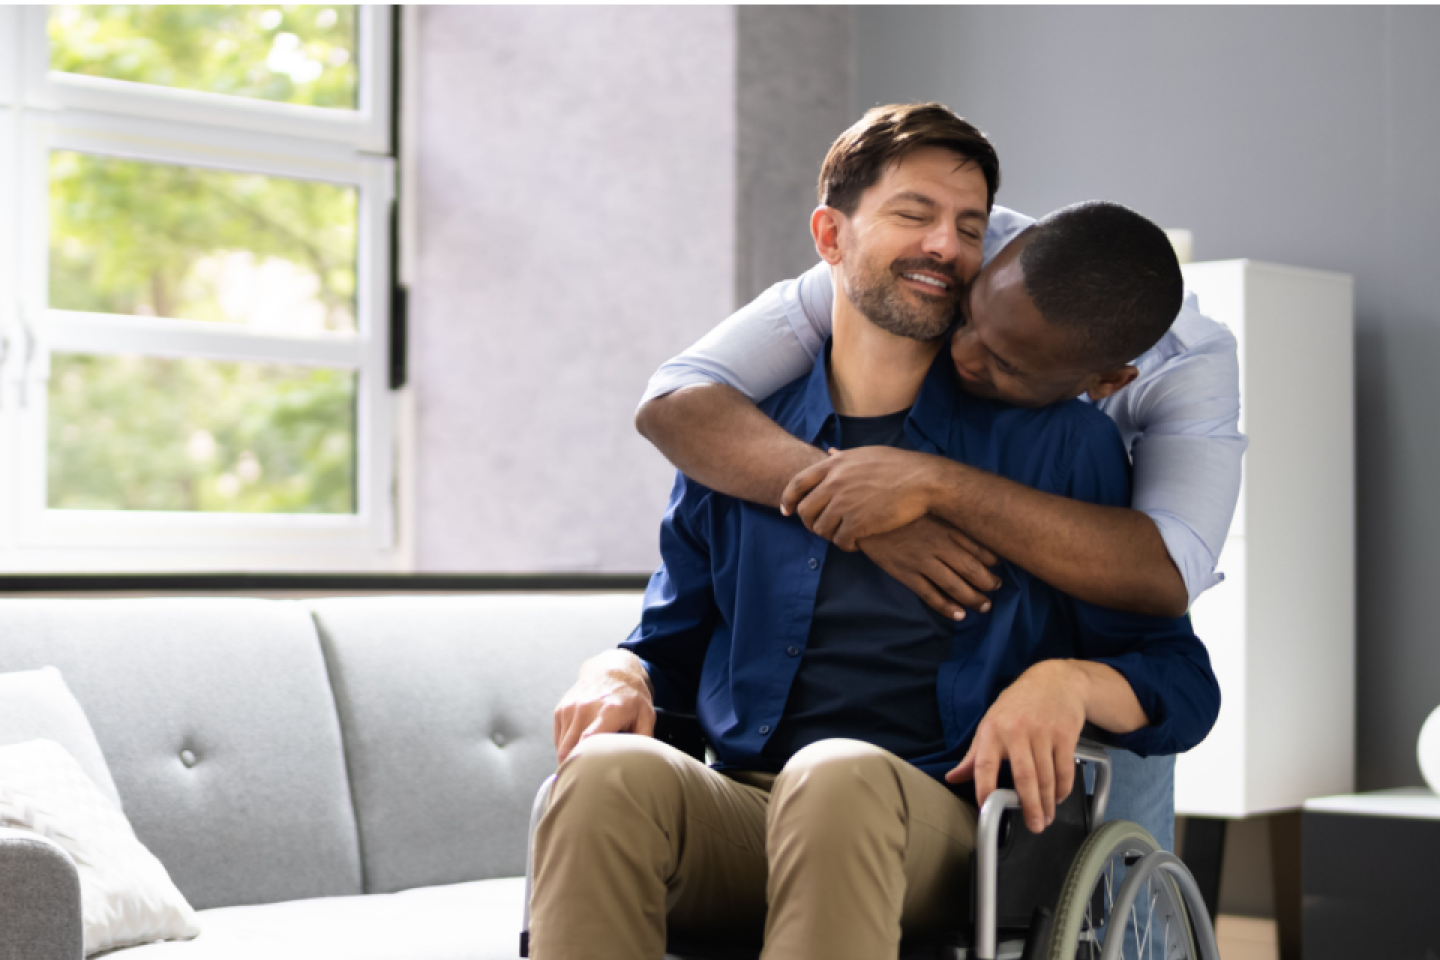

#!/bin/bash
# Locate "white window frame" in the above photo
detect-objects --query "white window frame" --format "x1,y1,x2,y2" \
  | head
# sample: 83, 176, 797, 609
1, 7, 400, 573
1, 102, 18, 566
21, 5, 391, 153
0, 7, 16, 105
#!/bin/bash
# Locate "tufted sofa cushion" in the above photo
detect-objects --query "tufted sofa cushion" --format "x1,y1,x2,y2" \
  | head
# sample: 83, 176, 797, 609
0, 599, 364, 910
308, 594, 641, 894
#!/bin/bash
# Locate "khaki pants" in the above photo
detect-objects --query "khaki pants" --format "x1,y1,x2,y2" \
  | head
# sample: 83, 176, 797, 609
528, 734, 978, 960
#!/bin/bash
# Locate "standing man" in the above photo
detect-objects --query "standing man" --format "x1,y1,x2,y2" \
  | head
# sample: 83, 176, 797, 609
634, 105, 1245, 853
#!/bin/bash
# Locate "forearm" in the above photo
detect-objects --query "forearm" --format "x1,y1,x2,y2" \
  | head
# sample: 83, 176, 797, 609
1063, 659, 1148, 735
636, 383, 825, 507
923, 461, 1188, 617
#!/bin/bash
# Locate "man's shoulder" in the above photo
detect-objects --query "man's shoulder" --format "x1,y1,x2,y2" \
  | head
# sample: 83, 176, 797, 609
976, 397, 1129, 500
995, 395, 1124, 451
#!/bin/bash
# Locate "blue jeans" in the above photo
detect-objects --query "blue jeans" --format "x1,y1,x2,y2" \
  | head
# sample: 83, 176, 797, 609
1082, 750, 1175, 960
1098, 749, 1175, 853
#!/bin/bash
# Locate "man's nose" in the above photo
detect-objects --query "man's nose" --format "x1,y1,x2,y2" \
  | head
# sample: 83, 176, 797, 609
920, 222, 961, 264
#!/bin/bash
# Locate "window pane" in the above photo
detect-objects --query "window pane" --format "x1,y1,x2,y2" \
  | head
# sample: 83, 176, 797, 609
48, 5, 359, 110
49, 151, 357, 334
48, 353, 356, 514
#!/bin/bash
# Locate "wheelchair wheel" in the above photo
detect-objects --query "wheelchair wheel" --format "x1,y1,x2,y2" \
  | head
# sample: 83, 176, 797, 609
1044, 820, 1201, 960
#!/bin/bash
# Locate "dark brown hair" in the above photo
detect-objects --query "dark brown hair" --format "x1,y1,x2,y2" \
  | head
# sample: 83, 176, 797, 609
818, 103, 1000, 215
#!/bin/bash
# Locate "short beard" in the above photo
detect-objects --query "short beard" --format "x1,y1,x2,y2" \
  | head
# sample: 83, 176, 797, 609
844, 257, 959, 343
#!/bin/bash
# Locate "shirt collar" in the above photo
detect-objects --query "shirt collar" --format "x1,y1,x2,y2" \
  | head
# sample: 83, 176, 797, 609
795, 339, 962, 450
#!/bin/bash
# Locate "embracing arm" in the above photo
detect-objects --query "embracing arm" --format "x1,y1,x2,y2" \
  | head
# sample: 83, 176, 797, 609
637, 383, 826, 508
784, 449, 1189, 617
925, 463, 1188, 618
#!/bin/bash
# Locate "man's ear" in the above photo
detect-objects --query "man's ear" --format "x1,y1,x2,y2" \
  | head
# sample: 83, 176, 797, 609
811, 206, 845, 265
1084, 365, 1139, 402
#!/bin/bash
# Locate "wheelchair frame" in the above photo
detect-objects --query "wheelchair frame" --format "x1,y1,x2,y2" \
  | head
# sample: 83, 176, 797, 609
519, 737, 1215, 960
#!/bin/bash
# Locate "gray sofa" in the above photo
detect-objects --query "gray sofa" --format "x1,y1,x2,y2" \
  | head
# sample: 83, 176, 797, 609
0, 593, 642, 959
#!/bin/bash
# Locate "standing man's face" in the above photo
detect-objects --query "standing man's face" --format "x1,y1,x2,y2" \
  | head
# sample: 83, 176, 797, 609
833, 146, 990, 343
950, 240, 1138, 408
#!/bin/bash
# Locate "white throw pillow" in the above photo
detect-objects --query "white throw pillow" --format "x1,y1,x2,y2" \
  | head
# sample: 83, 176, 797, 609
0, 666, 122, 809
0, 739, 201, 956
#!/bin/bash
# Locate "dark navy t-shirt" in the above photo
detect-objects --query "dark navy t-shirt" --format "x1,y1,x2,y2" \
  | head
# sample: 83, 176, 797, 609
762, 408, 954, 768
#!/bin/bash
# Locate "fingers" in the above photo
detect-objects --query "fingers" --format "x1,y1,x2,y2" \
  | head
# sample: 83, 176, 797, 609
938, 532, 1002, 594
876, 560, 967, 621
1033, 735, 1057, 828
922, 557, 994, 615
555, 699, 649, 764
948, 527, 999, 569
779, 459, 833, 516
946, 751, 974, 784
1007, 739, 1046, 833
634, 700, 657, 738
1054, 741, 1076, 804
556, 711, 584, 764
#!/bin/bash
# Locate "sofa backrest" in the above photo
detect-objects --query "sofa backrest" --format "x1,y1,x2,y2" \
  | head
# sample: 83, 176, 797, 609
0, 598, 364, 911
308, 593, 639, 893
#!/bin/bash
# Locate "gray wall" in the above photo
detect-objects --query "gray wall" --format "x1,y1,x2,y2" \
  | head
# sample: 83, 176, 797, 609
412, 7, 853, 573
735, 7, 856, 303
856, 5, 1440, 791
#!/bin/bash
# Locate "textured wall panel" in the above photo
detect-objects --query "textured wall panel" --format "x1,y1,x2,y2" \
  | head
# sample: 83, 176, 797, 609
413, 6, 736, 572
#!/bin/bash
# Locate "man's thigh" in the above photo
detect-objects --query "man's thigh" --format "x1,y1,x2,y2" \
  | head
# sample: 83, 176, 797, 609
1099, 749, 1175, 852
532, 734, 771, 951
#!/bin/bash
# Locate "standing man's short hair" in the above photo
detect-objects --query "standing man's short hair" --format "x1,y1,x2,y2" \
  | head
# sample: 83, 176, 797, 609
818, 103, 1001, 215
1018, 201, 1185, 369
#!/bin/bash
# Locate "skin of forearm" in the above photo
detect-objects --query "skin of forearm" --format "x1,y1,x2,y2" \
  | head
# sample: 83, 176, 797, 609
636, 384, 825, 507
1063, 659, 1148, 734
921, 459, 1189, 617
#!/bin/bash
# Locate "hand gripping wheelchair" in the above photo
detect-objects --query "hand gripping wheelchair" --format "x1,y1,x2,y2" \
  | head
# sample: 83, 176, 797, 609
520, 714, 1219, 960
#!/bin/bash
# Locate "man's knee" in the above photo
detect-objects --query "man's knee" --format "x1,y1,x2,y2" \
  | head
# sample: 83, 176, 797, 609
547, 733, 686, 825
770, 739, 905, 835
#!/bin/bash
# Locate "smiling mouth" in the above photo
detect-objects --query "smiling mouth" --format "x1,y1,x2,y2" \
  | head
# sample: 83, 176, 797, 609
899, 271, 953, 294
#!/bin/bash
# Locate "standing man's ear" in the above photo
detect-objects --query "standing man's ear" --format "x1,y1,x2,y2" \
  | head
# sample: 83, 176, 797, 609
811, 206, 846, 265
1084, 365, 1140, 402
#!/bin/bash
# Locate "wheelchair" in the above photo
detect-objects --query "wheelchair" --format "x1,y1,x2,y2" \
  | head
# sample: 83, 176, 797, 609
520, 714, 1219, 960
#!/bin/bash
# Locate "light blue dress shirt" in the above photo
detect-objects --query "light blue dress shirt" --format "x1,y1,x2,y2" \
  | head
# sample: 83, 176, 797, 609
641, 206, 1248, 608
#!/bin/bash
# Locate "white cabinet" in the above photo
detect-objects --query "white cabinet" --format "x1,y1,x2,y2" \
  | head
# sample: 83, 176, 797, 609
1174, 260, 1355, 817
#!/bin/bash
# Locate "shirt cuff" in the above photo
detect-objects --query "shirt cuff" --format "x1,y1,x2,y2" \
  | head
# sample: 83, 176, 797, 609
1146, 511, 1224, 609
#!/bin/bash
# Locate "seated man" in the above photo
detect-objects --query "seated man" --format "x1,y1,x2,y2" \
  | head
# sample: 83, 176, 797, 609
531, 104, 1220, 960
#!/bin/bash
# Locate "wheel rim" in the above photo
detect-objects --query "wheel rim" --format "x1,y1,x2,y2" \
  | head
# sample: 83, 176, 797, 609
1045, 820, 1197, 960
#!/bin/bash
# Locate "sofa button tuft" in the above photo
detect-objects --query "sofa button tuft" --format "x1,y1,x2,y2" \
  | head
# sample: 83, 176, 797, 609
491, 732, 508, 748
179, 749, 198, 768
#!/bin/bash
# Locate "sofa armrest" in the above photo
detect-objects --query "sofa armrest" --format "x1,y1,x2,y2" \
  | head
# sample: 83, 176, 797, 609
0, 827, 83, 960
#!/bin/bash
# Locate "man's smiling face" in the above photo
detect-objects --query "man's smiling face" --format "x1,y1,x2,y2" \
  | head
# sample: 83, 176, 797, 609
837, 145, 990, 343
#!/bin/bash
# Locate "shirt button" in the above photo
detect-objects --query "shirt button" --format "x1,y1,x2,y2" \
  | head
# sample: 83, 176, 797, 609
759, 725, 771, 735
807, 558, 818, 570
786, 646, 800, 657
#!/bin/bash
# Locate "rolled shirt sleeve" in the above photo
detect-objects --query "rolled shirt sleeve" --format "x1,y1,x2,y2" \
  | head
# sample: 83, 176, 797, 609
1113, 295, 1247, 606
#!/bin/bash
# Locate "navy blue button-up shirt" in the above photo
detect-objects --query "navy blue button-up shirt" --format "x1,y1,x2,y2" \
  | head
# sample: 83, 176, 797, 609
622, 344, 1220, 781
